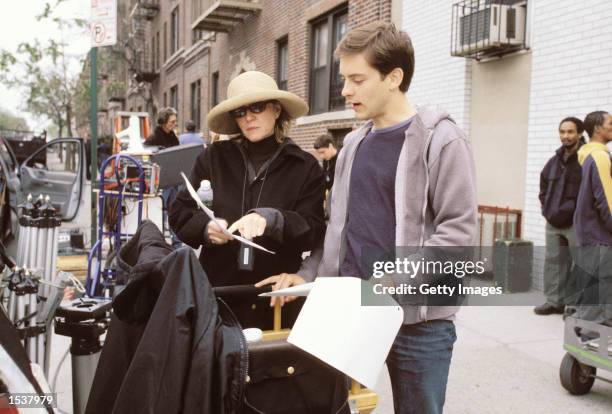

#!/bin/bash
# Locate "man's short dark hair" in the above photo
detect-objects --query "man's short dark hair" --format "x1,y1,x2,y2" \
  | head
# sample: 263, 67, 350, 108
558, 117, 584, 134
583, 111, 609, 138
313, 133, 336, 150
335, 21, 415, 93
185, 120, 196, 132
157, 107, 177, 126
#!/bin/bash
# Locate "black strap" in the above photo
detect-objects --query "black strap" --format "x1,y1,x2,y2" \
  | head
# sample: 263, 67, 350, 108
0, 239, 15, 271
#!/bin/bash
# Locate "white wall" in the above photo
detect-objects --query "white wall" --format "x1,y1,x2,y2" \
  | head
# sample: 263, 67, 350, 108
523, 0, 612, 288
402, 0, 472, 134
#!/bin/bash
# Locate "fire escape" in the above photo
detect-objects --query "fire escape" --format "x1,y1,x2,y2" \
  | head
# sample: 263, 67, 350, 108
128, 1, 160, 83
191, 0, 262, 33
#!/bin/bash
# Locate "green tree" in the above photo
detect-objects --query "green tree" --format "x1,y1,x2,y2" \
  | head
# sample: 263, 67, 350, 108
0, 1, 87, 138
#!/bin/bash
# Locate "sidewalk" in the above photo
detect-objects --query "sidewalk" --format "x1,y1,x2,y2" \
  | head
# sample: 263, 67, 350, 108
373, 304, 612, 413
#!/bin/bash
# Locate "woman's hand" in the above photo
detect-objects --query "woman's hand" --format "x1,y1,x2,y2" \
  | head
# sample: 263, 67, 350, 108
228, 213, 267, 240
207, 219, 233, 245
255, 273, 306, 307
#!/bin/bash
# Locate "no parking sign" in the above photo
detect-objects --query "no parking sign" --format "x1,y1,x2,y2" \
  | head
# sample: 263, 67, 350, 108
91, 0, 117, 47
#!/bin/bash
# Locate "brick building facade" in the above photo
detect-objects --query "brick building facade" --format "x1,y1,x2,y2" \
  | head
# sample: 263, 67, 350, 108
124, 0, 399, 149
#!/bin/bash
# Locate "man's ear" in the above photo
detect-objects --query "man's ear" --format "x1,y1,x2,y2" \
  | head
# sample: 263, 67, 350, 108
594, 124, 602, 136
387, 67, 404, 91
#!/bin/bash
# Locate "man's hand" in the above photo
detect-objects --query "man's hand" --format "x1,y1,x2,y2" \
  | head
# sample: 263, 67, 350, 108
228, 213, 267, 240
207, 219, 233, 245
255, 273, 306, 307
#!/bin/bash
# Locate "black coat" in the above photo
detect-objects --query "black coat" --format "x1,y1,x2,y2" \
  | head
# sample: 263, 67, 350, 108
145, 126, 179, 148
169, 137, 325, 287
539, 142, 584, 228
323, 151, 338, 193
86, 221, 246, 414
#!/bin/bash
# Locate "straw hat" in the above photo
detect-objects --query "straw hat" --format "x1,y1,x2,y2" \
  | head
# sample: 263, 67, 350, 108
207, 71, 309, 134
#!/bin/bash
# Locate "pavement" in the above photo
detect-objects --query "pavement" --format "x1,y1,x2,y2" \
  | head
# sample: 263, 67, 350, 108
373, 304, 612, 414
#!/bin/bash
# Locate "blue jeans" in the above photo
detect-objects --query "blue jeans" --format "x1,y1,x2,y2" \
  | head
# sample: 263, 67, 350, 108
386, 319, 456, 414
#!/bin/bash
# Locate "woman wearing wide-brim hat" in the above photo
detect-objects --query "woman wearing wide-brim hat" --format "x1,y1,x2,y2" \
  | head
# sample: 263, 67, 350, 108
169, 71, 325, 329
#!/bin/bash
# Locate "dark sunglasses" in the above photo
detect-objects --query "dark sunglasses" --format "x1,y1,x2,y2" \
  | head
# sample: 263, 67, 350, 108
229, 101, 271, 118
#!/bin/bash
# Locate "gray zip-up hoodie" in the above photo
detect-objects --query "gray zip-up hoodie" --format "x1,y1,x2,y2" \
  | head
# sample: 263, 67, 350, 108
298, 106, 478, 325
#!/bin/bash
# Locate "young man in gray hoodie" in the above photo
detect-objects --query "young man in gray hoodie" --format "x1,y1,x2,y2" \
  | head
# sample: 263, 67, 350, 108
257, 21, 477, 414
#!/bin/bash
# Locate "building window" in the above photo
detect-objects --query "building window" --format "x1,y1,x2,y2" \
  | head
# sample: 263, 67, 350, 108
163, 22, 168, 62
211, 71, 219, 107
155, 31, 160, 69
309, 7, 348, 114
163, 92, 167, 107
151, 36, 155, 71
171, 7, 180, 55
190, 80, 202, 130
150, 36, 157, 71
170, 85, 178, 110
276, 36, 288, 90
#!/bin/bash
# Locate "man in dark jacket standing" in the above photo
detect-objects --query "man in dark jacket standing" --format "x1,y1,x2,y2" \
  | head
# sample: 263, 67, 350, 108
535, 117, 585, 315
145, 107, 179, 148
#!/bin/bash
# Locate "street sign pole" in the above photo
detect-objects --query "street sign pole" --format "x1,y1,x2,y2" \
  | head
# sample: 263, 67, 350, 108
89, 0, 116, 249
90, 47, 98, 248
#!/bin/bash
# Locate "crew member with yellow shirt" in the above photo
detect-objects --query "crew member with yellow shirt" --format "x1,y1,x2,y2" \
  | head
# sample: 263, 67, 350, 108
574, 110, 612, 327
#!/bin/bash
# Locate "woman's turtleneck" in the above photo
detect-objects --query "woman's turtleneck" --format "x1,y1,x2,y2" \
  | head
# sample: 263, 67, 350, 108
244, 134, 279, 172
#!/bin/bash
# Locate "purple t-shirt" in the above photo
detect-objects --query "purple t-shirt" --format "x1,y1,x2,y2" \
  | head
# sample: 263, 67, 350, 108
340, 117, 412, 278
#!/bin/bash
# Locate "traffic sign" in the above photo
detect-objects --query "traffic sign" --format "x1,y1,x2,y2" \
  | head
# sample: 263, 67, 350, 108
91, 0, 117, 47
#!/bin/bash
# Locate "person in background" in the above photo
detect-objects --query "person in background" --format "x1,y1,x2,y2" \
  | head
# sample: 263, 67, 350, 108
573, 110, 612, 328
179, 120, 205, 146
145, 107, 179, 148
313, 133, 339, 194
146, 107, 180, 247
535, 117, 585, 315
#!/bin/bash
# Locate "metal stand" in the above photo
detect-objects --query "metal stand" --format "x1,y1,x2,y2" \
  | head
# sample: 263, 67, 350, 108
1, 267, 74, 375
1, 195, 63, 376
7, 194, 63, 375
86, 154, 145, 298
55, 298, 111, 414
15, 194, 61, 292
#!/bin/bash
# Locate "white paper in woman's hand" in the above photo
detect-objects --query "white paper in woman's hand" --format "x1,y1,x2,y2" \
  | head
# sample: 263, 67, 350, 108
180, 172, 275, 254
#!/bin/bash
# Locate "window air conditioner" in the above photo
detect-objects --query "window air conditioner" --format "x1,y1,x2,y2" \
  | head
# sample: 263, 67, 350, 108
459, 3, 526, 53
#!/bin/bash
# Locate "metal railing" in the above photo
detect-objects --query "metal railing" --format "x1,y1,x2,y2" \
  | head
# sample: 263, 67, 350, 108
478, 205, 522, 244
476, 205, 522, 274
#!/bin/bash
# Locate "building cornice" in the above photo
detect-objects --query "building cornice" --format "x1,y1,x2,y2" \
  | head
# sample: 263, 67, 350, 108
163, 47, 186, 73
184, 40, 211, 68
